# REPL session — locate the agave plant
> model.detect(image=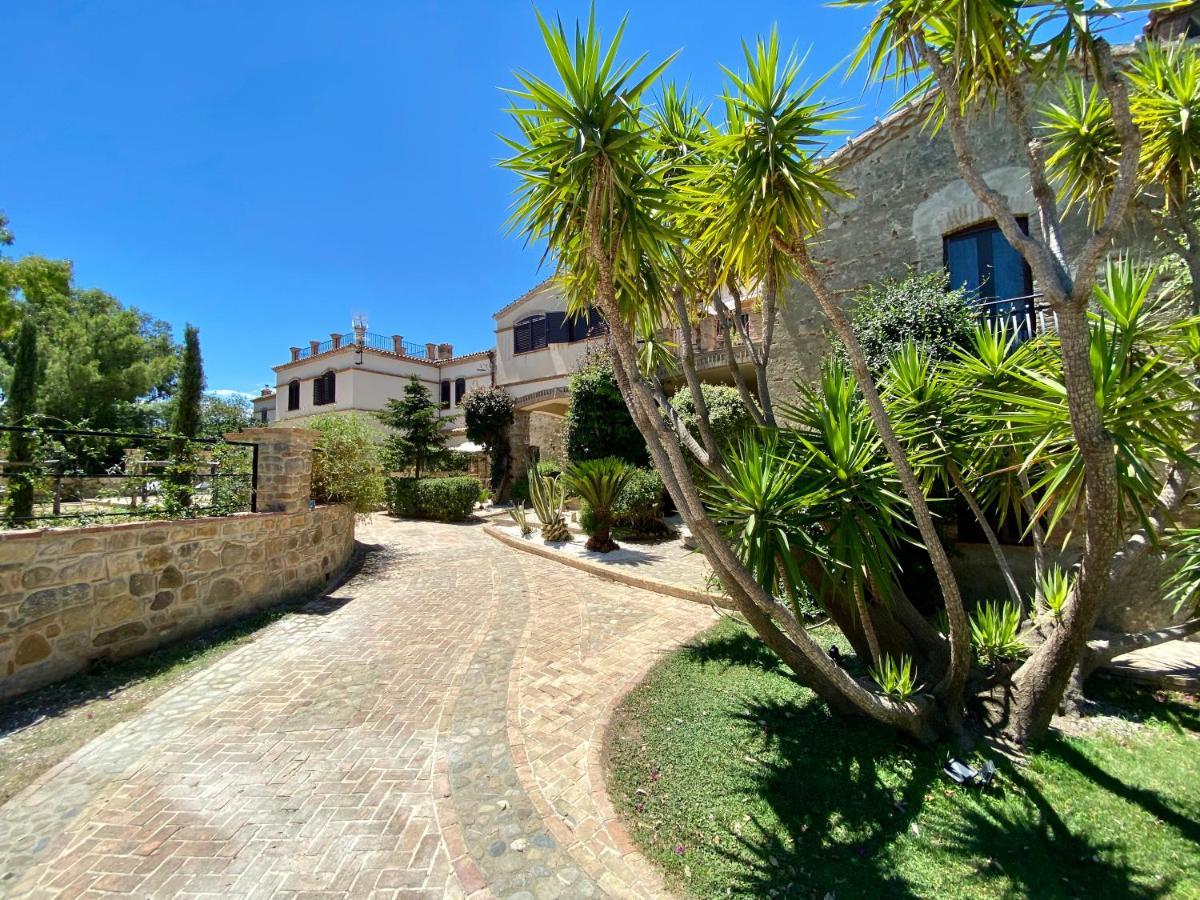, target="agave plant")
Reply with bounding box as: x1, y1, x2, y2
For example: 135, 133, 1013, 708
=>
510, 501, 533, 537
969, 601, 1026, 669
562, 457, 634, 552
1038, 565, 1072, 622
871, 653, 921, 701
528, 467, 570, 542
